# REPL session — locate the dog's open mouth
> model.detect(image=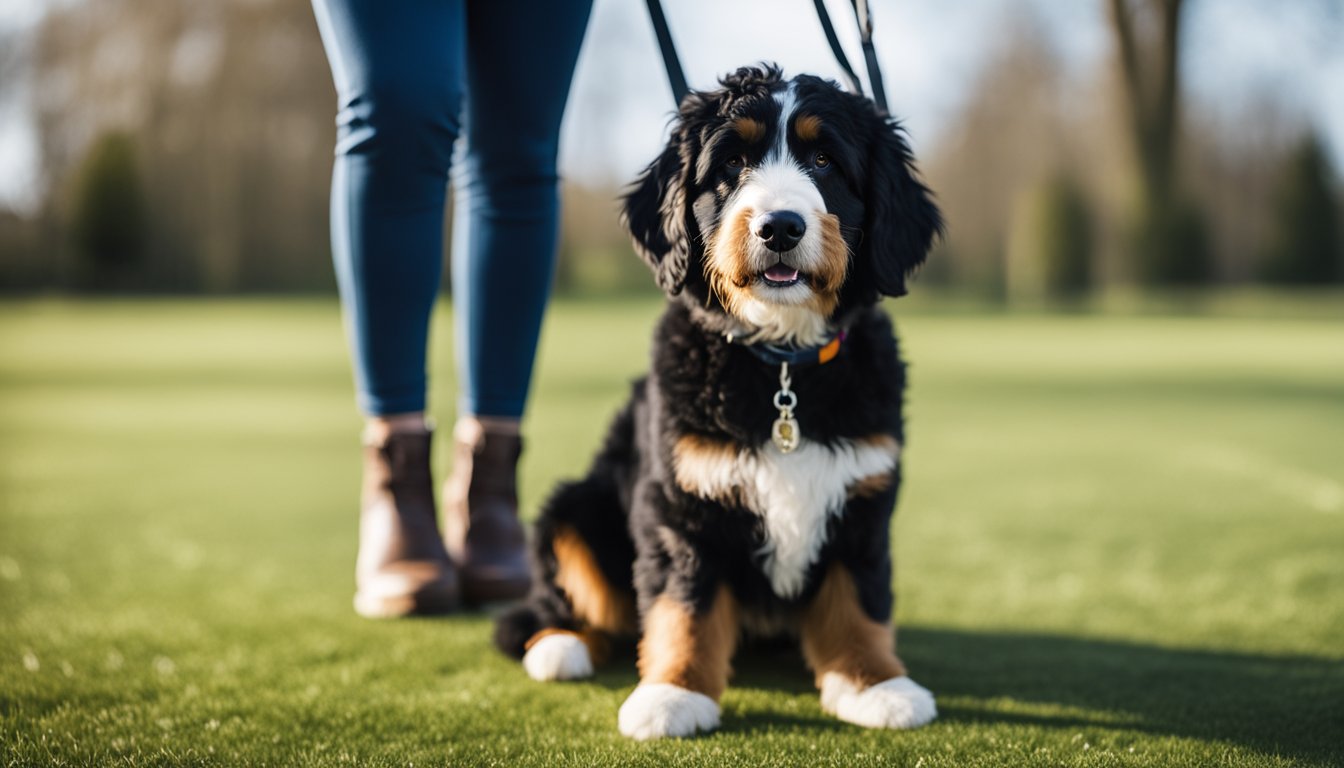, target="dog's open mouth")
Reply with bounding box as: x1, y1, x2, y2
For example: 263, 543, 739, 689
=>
760, 263, 803, 288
